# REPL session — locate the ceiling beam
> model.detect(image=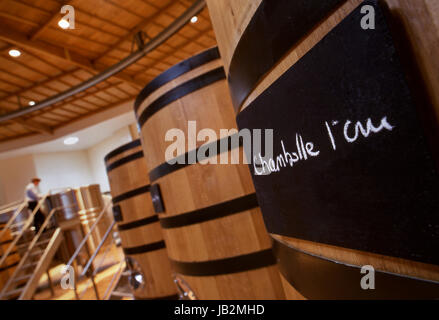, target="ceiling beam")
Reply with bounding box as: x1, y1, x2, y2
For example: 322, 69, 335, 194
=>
0, 26, 92, 69
0, 26, 144, 88
94, 0, 176, 62
30, 1, 73, 41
